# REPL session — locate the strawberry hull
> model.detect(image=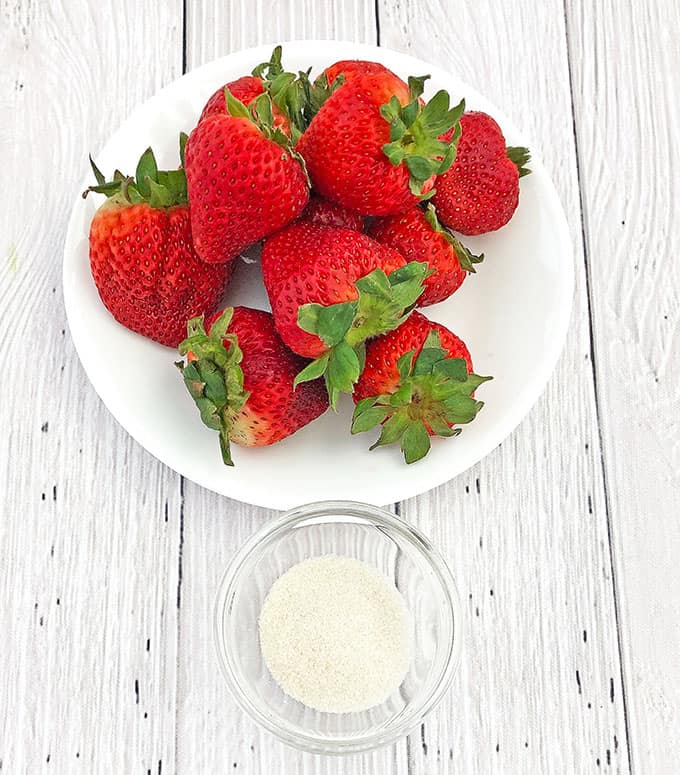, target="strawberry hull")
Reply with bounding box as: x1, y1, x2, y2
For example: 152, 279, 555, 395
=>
177, 307, 329, 465
351, 312, 490, 463
353, 312, 473, 404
